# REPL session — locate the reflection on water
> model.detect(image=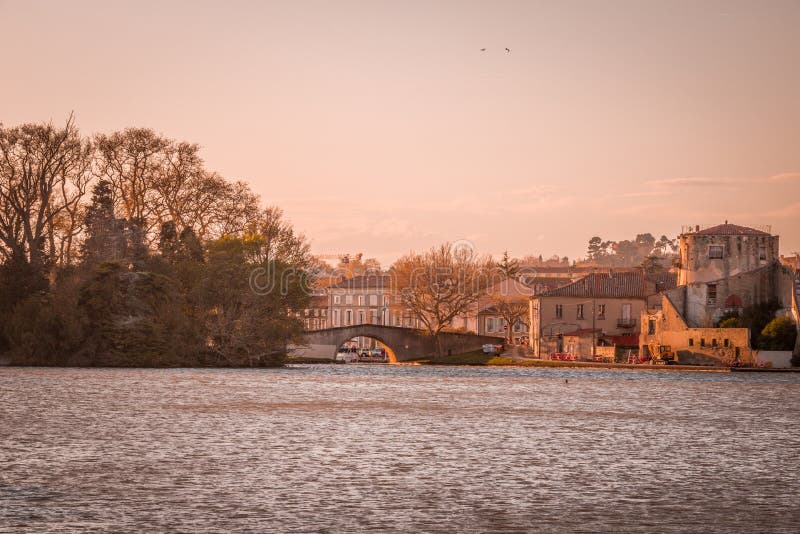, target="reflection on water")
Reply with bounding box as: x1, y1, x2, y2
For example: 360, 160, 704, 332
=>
2, 365, 799, 532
